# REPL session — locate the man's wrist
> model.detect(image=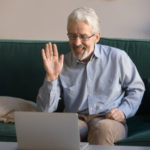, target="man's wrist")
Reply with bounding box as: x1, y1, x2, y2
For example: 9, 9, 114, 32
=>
46, 74, 58, 81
